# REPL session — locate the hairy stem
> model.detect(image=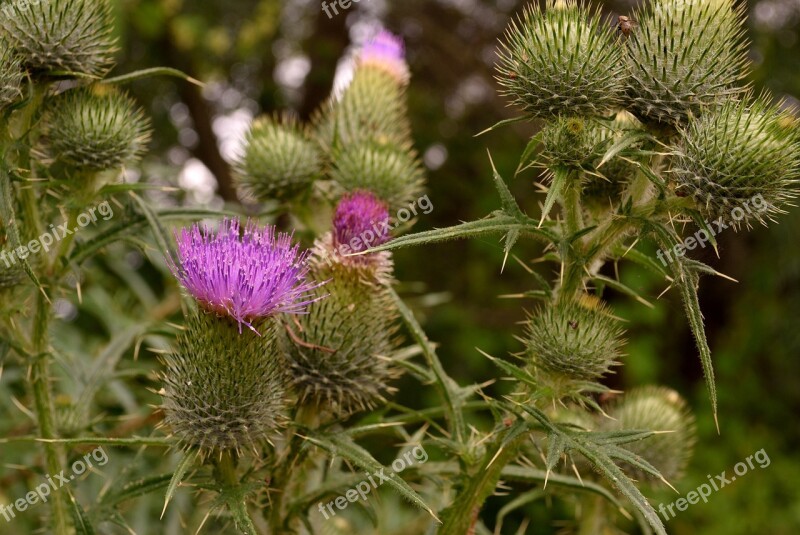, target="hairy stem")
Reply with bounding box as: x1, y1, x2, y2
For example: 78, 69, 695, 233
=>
217, 451, 259, 535
30, 292, 71, 535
